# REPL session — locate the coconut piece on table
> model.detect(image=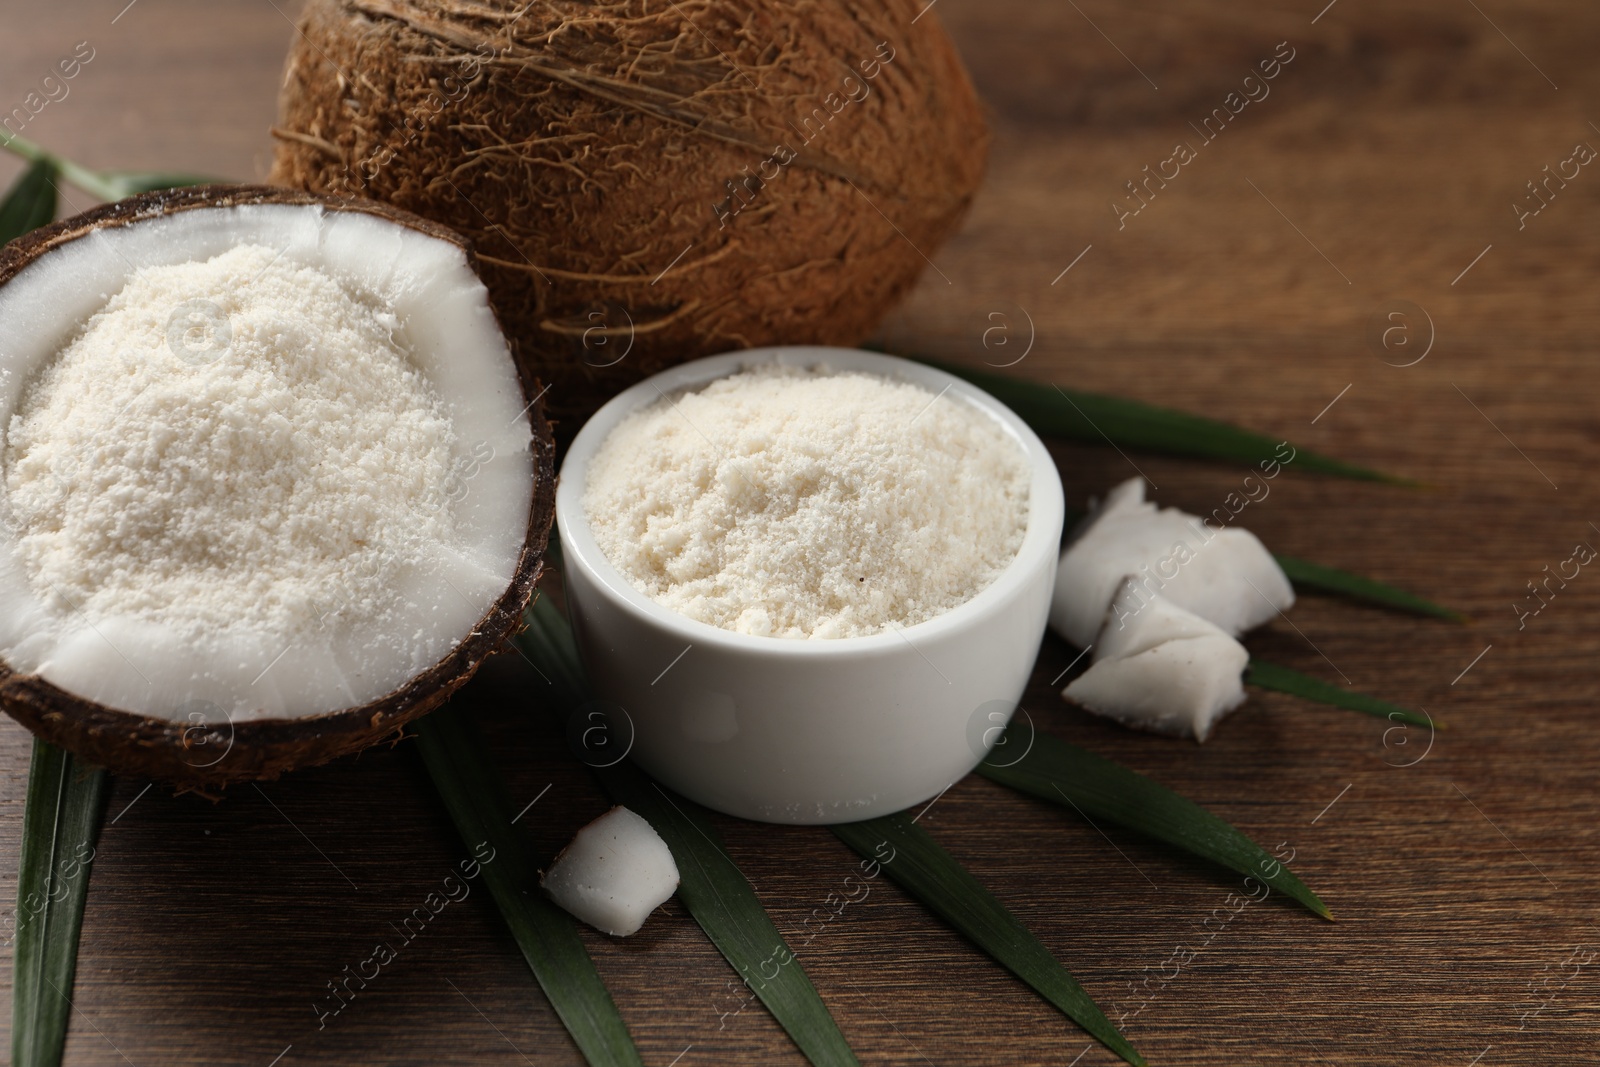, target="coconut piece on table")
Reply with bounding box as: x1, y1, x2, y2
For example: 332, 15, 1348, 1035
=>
1094, 579, 1231, 661
1049, 477, 1294, 648
542, 806, 680, 937
1063, 577, 1249, 742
